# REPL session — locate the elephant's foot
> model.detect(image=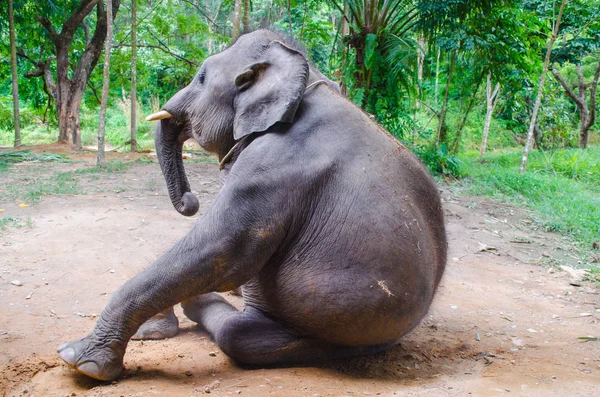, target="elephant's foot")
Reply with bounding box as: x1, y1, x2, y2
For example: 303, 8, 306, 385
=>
57, 335, 125, 381
131, 307, 179, 340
